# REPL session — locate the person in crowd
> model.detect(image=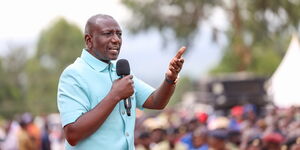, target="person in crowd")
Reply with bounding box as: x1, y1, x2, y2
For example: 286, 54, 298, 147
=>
18, 118, 35, 150
189, 127, 208, 150
227, 129, 241, 150
22, 113, 40, 150
261, 132, 283, 150
150, 128, 187, 150
180, 119, 200, 148
207, 129, 230, 150
1, 120, 19, 150
167, 128, 188, 150
136, 132, 151, 150
40, 122, 51, 150
151, 128, 168, 150
245, 137, 262, 150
